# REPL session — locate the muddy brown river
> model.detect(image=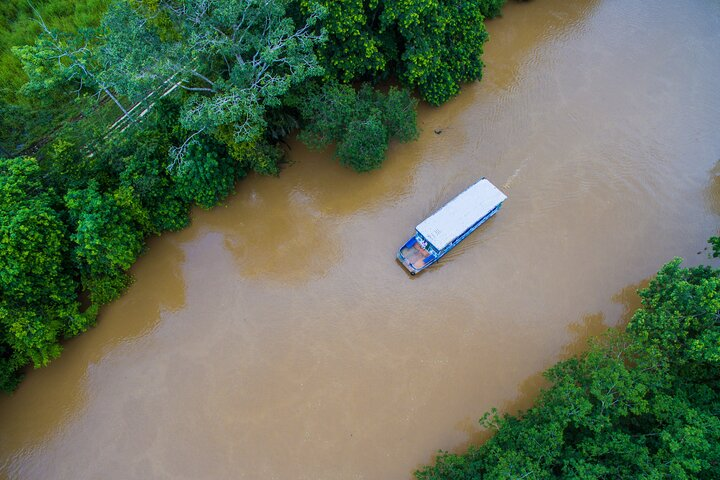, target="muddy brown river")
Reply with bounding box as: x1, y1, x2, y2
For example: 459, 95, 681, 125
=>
2, 0, 720, 478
